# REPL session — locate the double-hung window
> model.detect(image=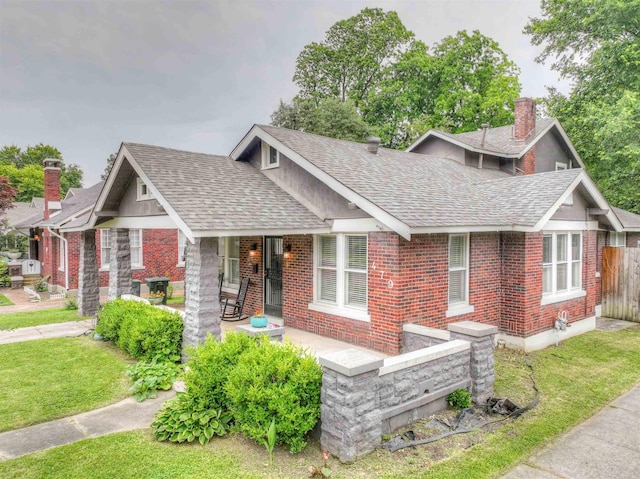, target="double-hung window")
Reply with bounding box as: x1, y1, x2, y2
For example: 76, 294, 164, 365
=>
542, 232, 582, 299
99, 229, 143, 269
218, 237, 240, 287
58, 236, 65, 271
178, 230, 187, 265
100, 229, 111, 268
447, 234, 473, 316
311, 234, 368, 321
